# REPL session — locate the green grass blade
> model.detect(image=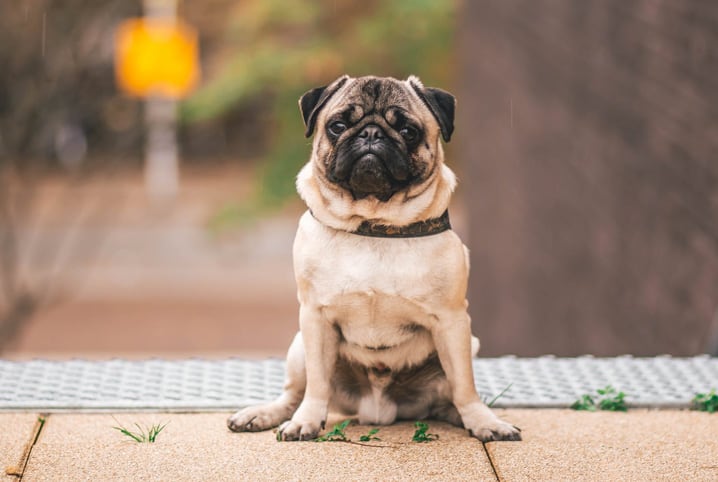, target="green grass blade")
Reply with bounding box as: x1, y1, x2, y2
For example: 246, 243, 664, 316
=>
488, 383, 513, 408
112, 418, 169, 443
113, 426, 144, 443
